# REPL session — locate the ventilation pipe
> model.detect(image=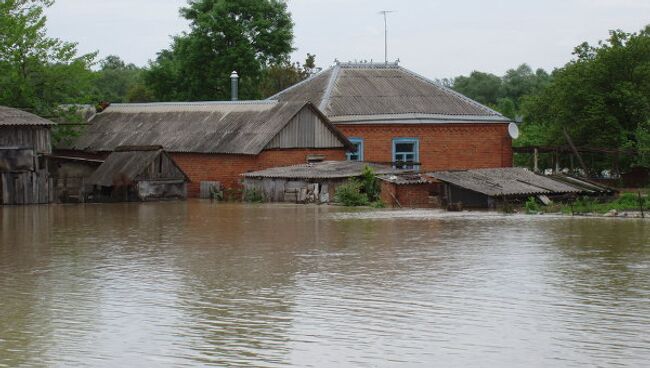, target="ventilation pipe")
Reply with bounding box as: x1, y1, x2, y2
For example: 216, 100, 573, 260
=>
230, 71, 239, 101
